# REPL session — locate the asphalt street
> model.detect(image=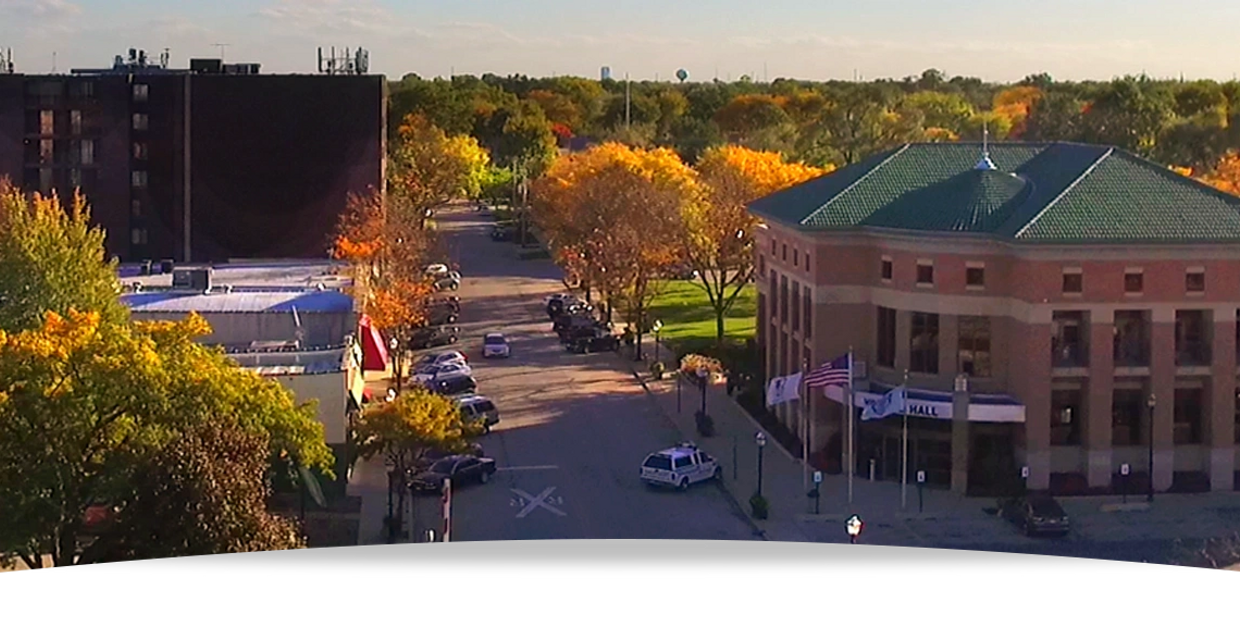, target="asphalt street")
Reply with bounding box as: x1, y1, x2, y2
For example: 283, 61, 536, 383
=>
412, 205, 759, 542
